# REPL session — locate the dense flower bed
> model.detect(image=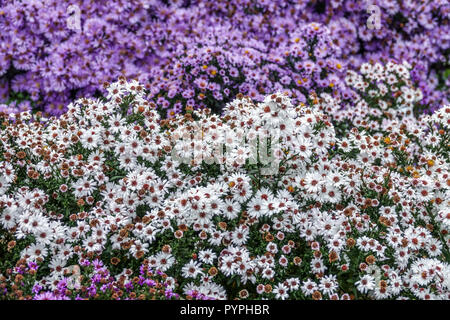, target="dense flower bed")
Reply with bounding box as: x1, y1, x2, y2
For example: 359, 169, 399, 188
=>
1, 70, 449, 299
0, 1, 448, 117
0, 0, 448, 301
148, 22, 346, 117
1, 259, 190, 300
